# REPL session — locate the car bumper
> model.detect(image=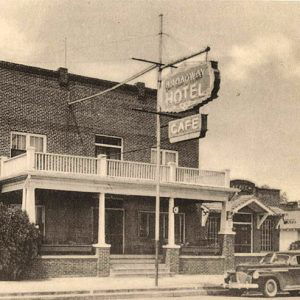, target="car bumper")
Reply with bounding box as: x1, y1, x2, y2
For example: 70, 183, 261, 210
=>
222, 282, 259, 289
